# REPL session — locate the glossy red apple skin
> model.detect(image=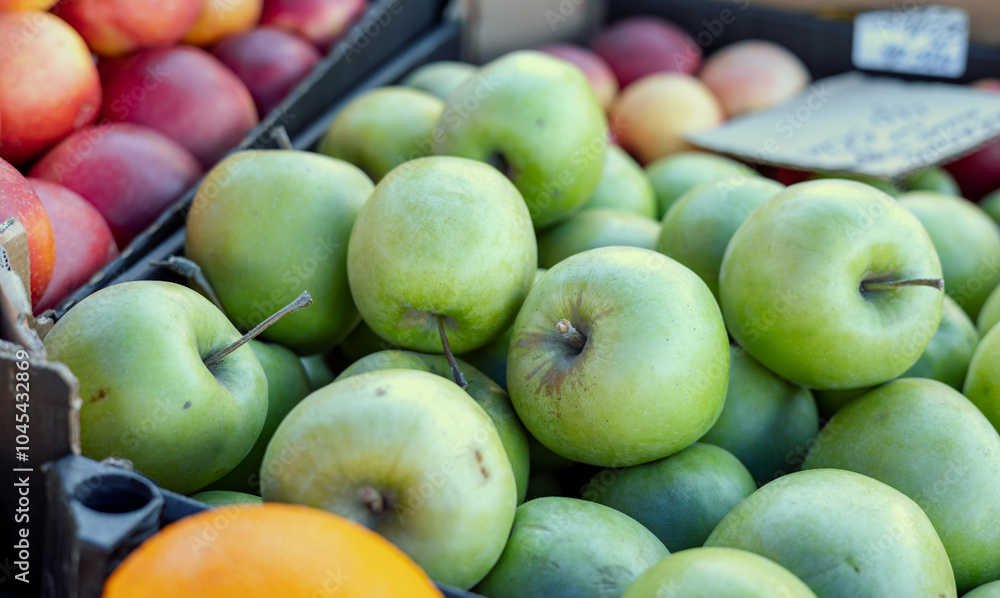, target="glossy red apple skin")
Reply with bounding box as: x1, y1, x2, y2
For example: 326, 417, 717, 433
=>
0, 11, 101, 166
538, 44, 619, 110
592, 17, 702, 88
100, 46, 258, 168
52, 0, 204, 57
943, 138, 1000, 201
29, 123, 202, 247
260, 0, 365, 52
29, 179, 118, 313
0, 159, 55, 307
212, 26, 321, 116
